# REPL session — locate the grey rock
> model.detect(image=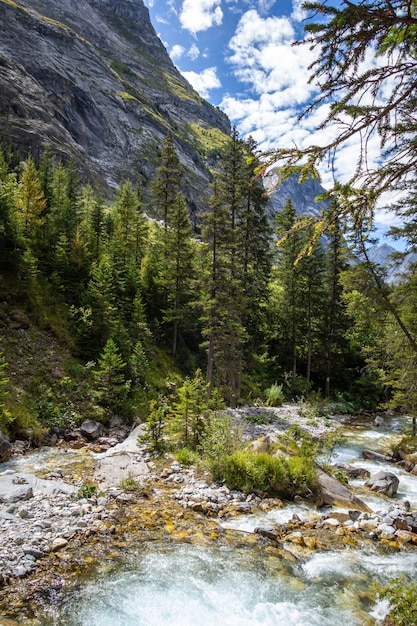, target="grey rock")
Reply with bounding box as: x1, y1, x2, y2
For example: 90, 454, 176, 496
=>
80, 420, 106, 441
316, 466, 372, 512
2, 486, 33, 504
374, 415, 386, 427
12, 565, 31, 578
22, 545, 44, 559
0, 434, 12, 463
365, 471, 399, 497
362, 449, 387, 462
0, 0, 230, 204
254, 527, 279, 541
